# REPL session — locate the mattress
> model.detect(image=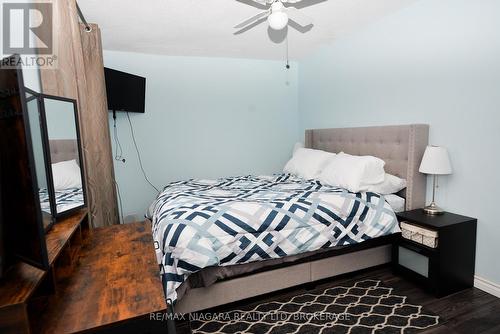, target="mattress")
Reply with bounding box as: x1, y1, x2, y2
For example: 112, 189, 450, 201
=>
150, 174, 400, 302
